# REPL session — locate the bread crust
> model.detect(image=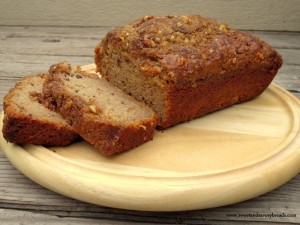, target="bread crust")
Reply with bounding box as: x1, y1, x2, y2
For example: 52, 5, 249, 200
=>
95, 15, 283, 128
2, 74, 78, 146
